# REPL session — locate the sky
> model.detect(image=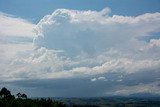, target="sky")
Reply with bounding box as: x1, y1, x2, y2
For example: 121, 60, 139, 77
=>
0, 0, 160, 97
